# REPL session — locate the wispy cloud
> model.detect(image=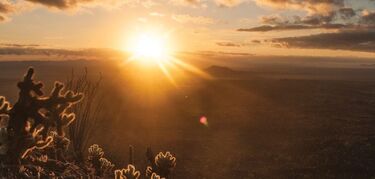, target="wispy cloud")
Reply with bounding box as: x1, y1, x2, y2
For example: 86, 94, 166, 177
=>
0, 1, 14, 14
216, 41, 242, 47
0, 0, 16, 22
215, 0, 246, 7
23, 0, 128, 10
0, 44, 126, 59
238, 11, 353, 32
0, 43, 40, 48
169, 0, 205, 7
172, 14, 216, 25
215, 41, 258, 47
254, 0, 345, 15
149, 12, 165, 17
